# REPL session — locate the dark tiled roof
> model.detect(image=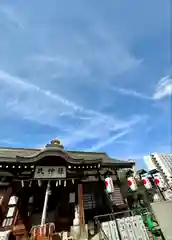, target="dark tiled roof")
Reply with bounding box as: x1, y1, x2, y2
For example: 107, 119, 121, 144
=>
0, 147, 134, 167
0, 147, 39, 158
